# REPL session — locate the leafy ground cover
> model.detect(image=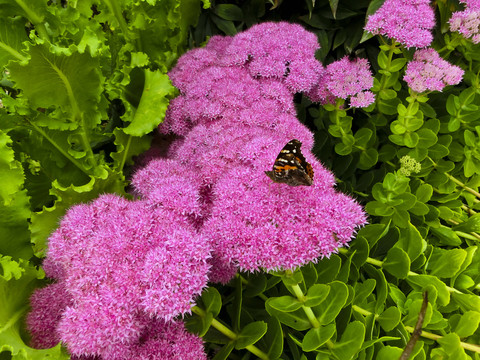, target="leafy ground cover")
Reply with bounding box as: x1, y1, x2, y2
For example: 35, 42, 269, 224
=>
1, 0, 480, 359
